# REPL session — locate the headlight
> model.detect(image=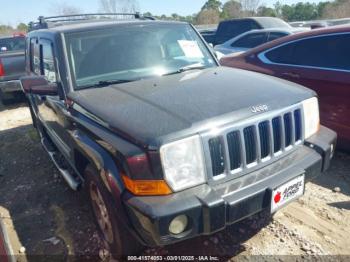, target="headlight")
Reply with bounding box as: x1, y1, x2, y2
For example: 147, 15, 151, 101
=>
160, 135, 206, 192
302, 97, 320, 139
